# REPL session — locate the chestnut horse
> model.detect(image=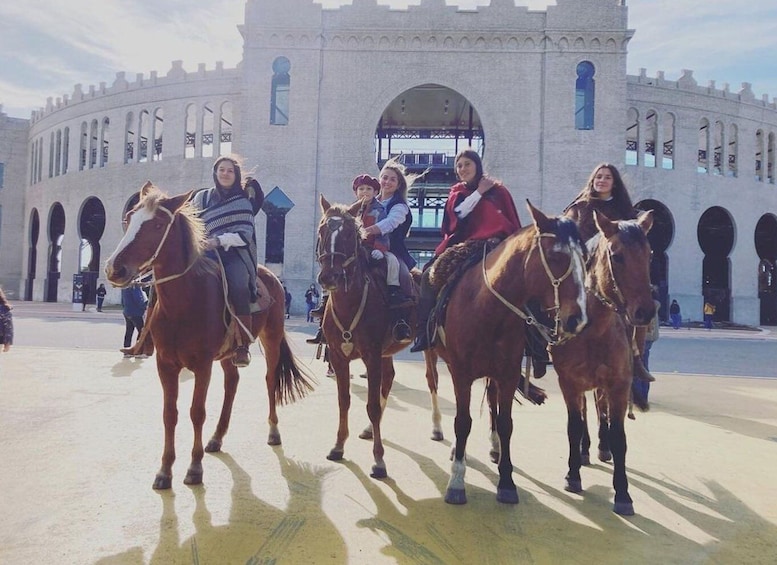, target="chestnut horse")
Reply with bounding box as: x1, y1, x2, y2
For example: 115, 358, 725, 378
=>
549, 210, 654, 516
105, 182, 314, 489
316, 196, 442, 479
433, 202, 589, 505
